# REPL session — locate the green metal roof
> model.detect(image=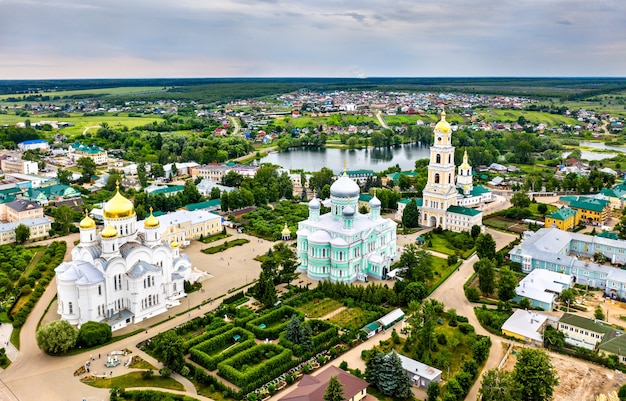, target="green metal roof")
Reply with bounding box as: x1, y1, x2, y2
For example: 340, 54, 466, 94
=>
398, 197, 423, 206
447, 205, 482, 216
471, 185, 491, 196
547, 207, 577, 221
186, 199, 221, 211
151, 185, 184, 195
597, 231, 619, 240
569, 198, 609, 213
346, 169, 375, 176
598, 332, 626, 355
559, 313, 613, 334
359, 194, 373, 202
388, 171, 419, 181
